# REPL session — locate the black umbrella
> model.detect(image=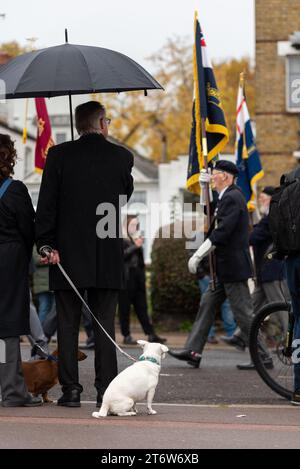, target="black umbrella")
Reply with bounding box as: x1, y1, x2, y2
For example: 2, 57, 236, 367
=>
0, 30, 163, 138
